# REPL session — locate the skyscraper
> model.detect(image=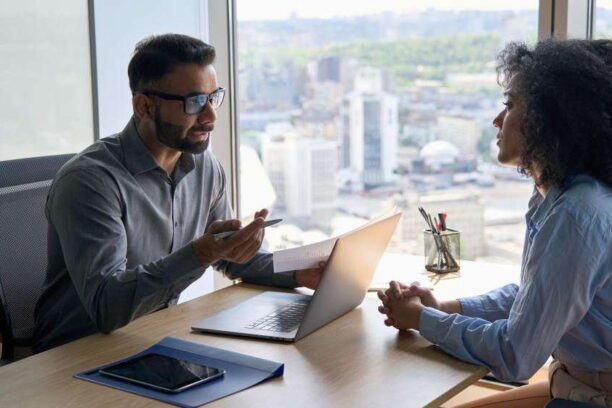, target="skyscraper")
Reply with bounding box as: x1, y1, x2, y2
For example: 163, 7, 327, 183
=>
340, 67, 398, 189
